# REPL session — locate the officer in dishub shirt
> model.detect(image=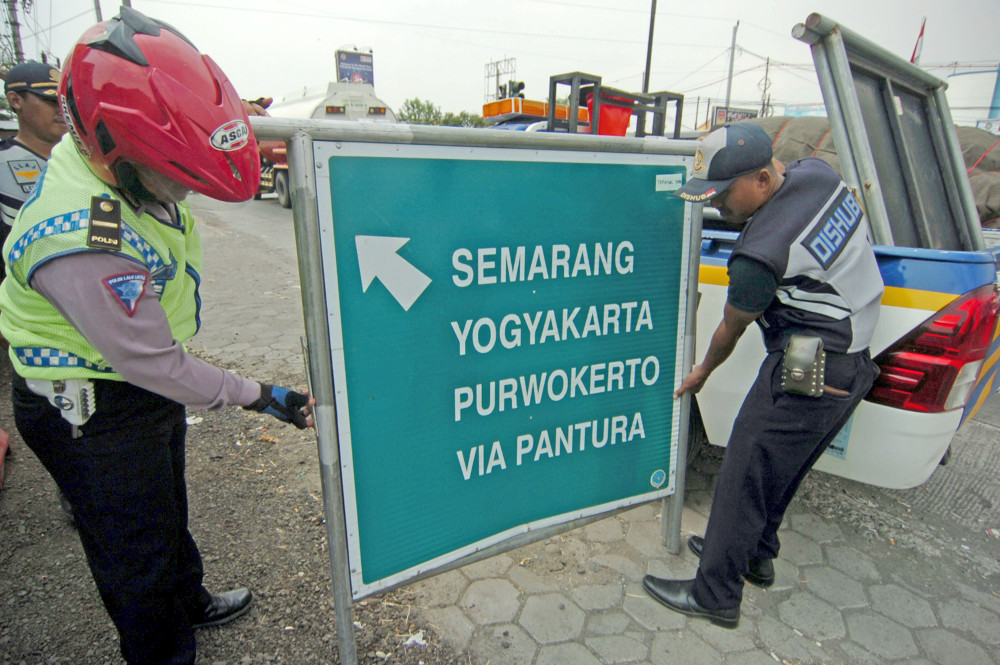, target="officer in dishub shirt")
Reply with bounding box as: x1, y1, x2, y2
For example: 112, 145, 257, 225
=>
643, 123, 882, 628
0, 8, 313, 664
